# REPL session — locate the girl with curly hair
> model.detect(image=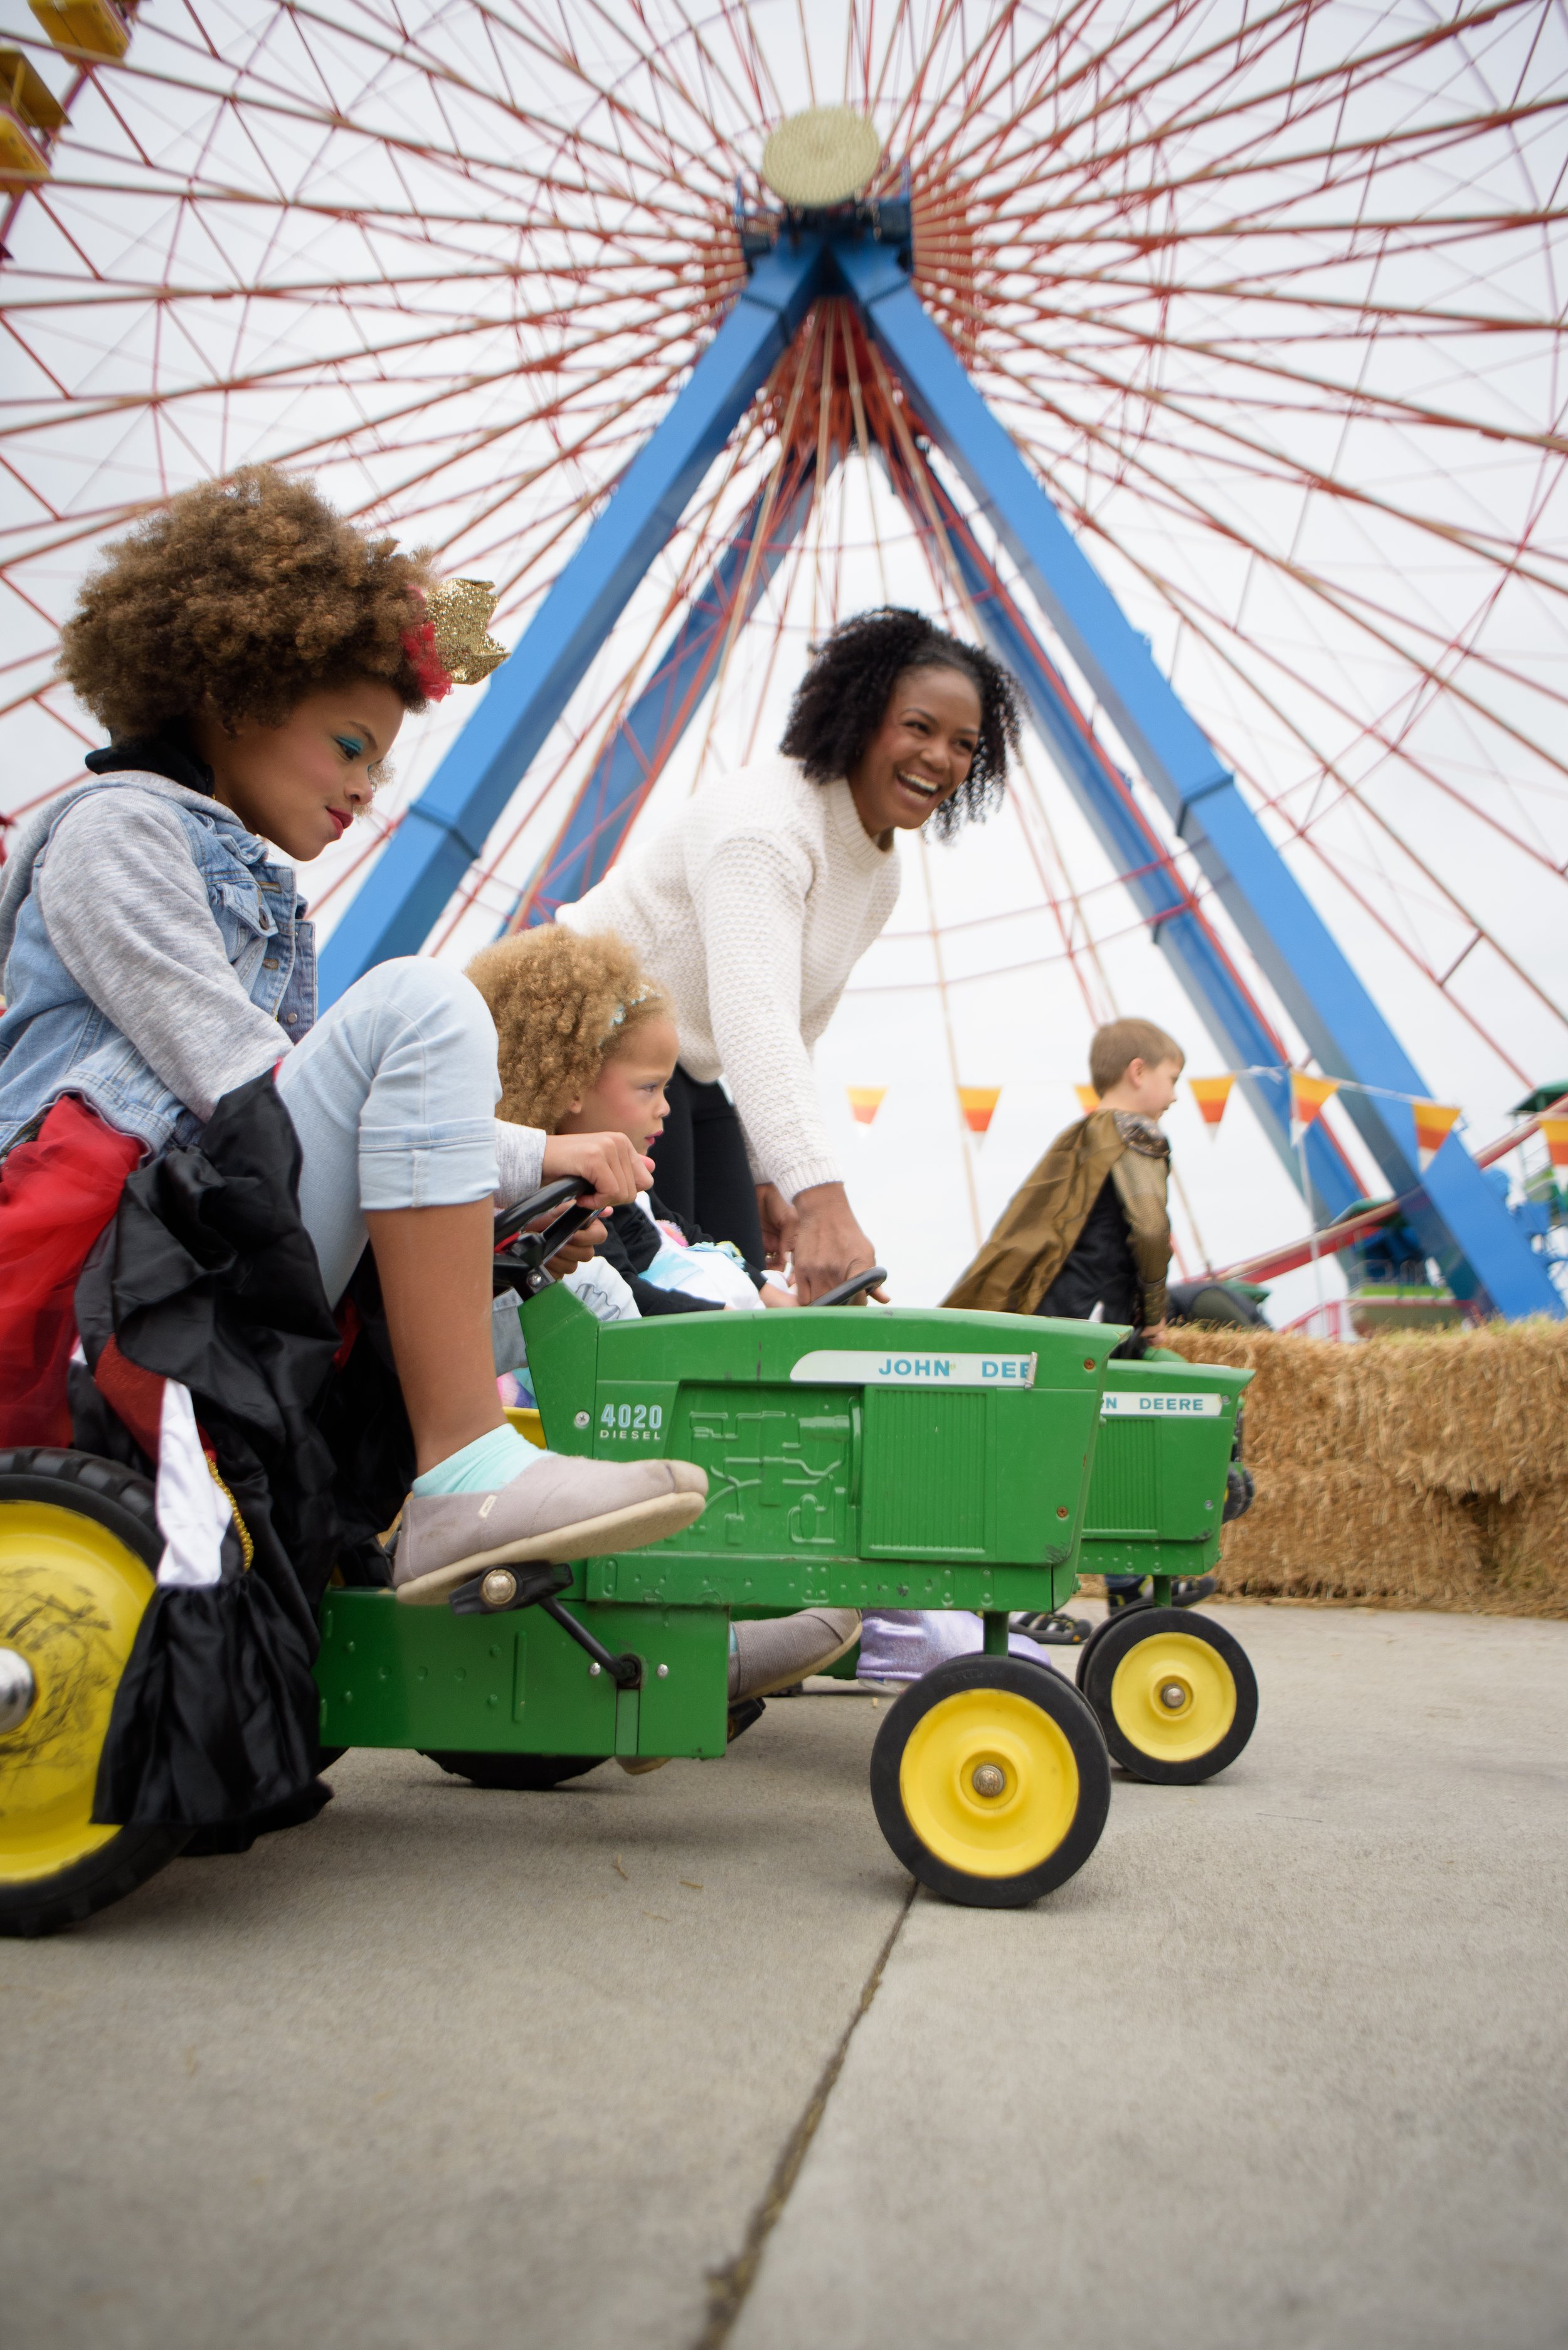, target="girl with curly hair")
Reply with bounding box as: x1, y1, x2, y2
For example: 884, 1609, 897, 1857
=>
0, 466, 706, 1610
558, 606, 1021, 1300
